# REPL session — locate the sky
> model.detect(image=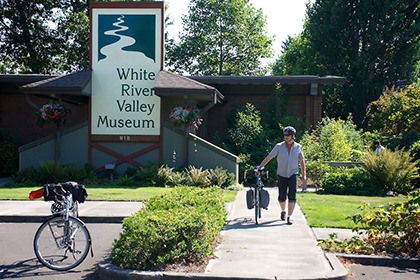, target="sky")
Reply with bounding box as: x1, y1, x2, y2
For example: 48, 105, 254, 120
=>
164, 0, 314, 67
